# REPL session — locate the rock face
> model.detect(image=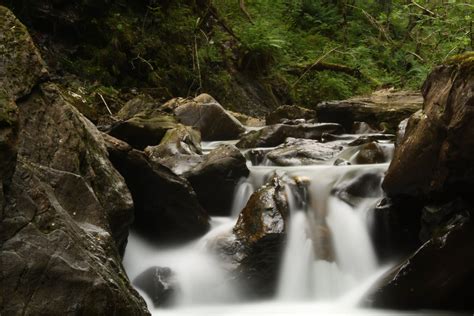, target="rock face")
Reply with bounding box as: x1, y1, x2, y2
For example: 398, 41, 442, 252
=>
104, 134, 210, 241
317, 89, 422, 132
265, 105, 316, 125
383, 56, 474, 200
368, 222, 474, 311
265, 138, 344, 166
0, 7, 148, 314
236, 122, 343, 148
184, 144, 249, 216
162, 94, 246, 141
133, 267, 178, 307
